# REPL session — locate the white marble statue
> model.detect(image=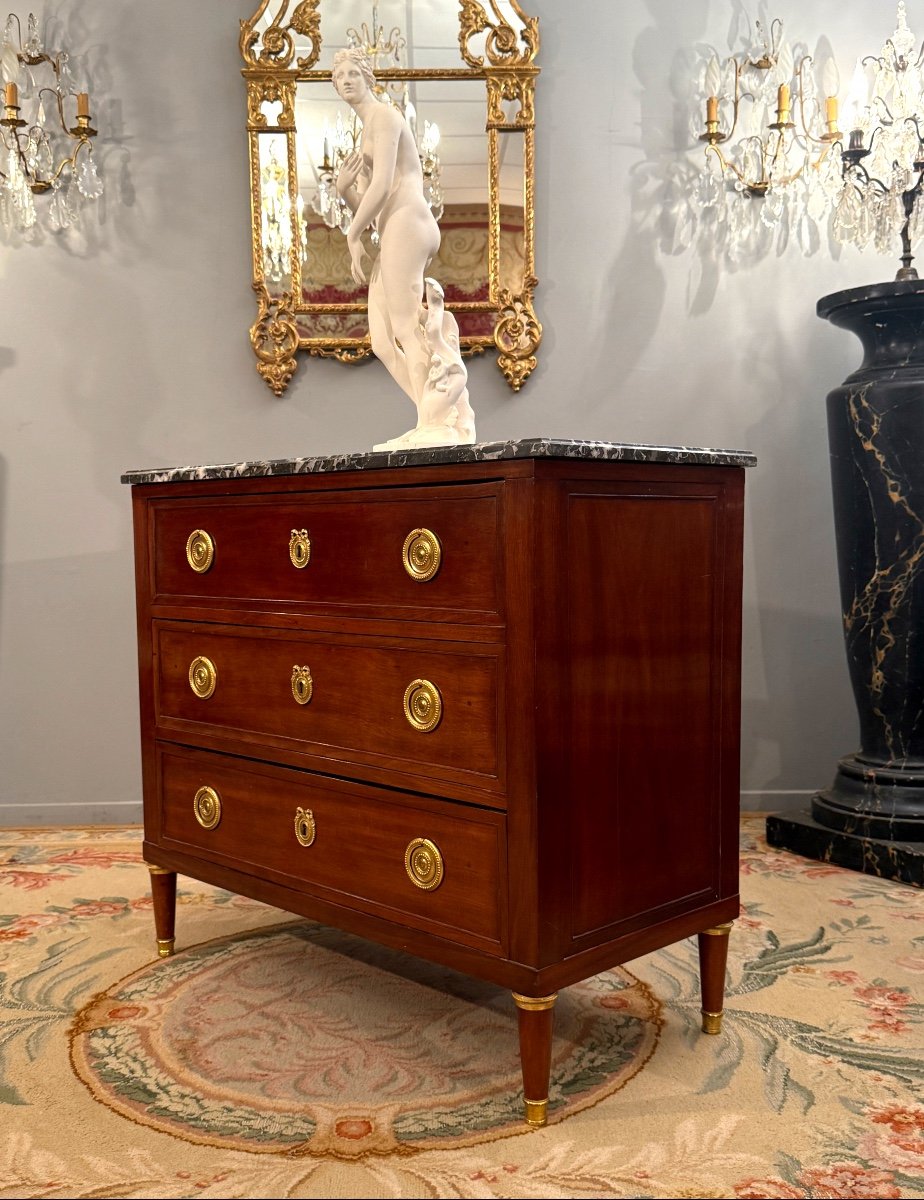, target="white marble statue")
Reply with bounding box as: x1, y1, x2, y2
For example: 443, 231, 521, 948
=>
332, 48, 474, 451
